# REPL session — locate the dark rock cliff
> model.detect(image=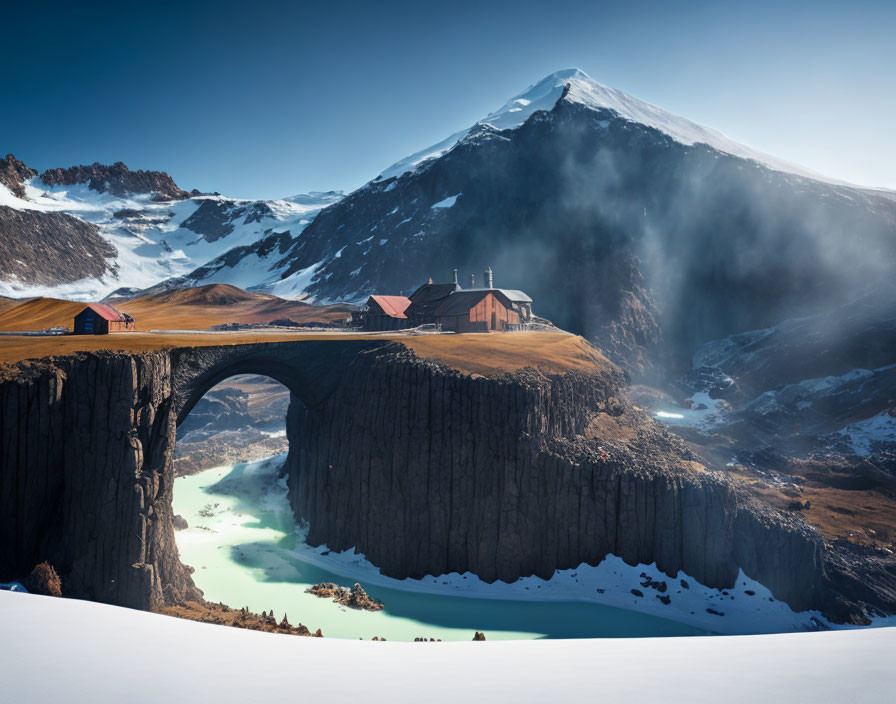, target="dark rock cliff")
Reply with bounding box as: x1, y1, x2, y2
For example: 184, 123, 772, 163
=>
1, 343, 893, 623
0, 206, 117, 286
180, 199, 274, 241
286, 346, 896, 622
39, 161, 192, 200
0, 154, 37, 199
0, 352, 198, 609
